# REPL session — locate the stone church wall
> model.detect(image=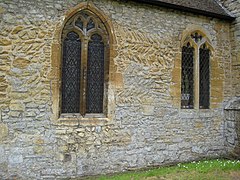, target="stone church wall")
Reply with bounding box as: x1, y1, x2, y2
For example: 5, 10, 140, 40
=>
0, 0, 236, 178
224, 98, 240, 153
219, 0, 240, 97
219, 0, 240, 154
